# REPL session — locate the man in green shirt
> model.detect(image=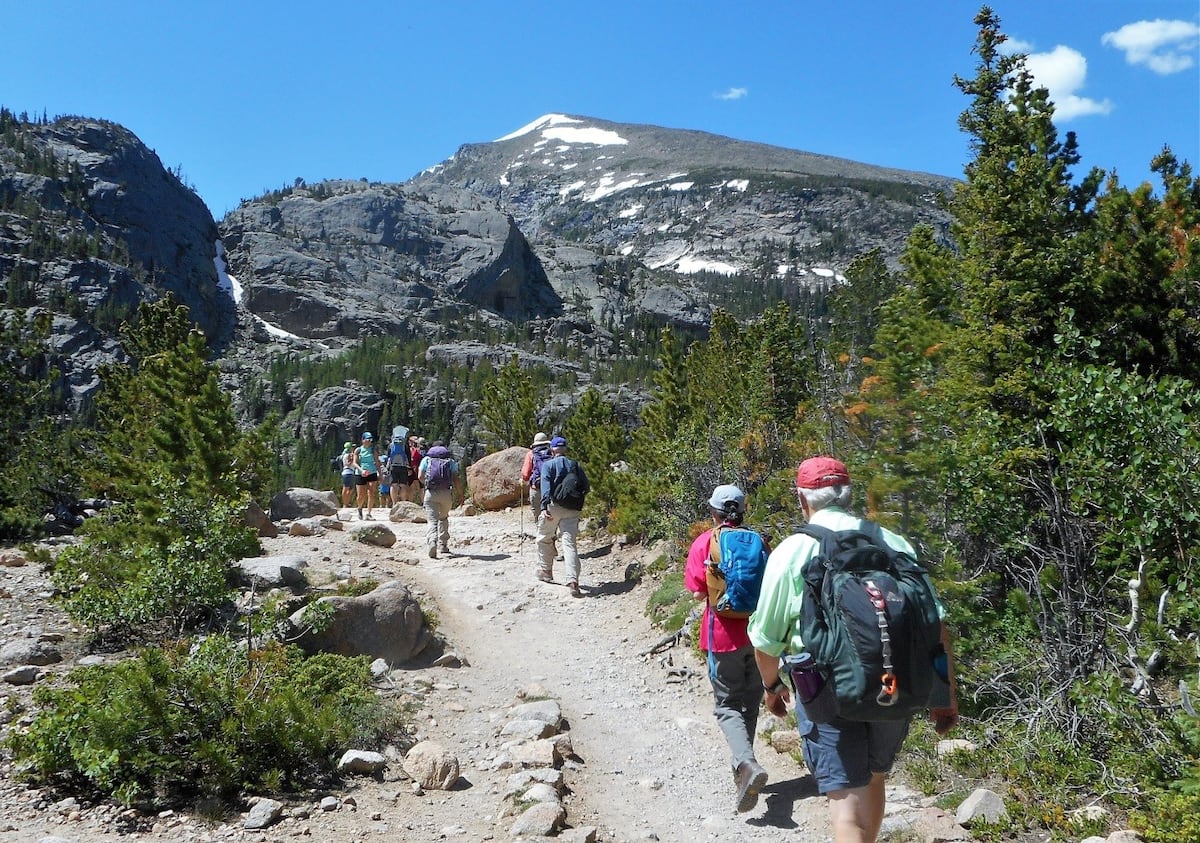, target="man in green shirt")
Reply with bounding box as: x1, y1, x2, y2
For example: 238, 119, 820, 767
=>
749, 456, 958, 843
